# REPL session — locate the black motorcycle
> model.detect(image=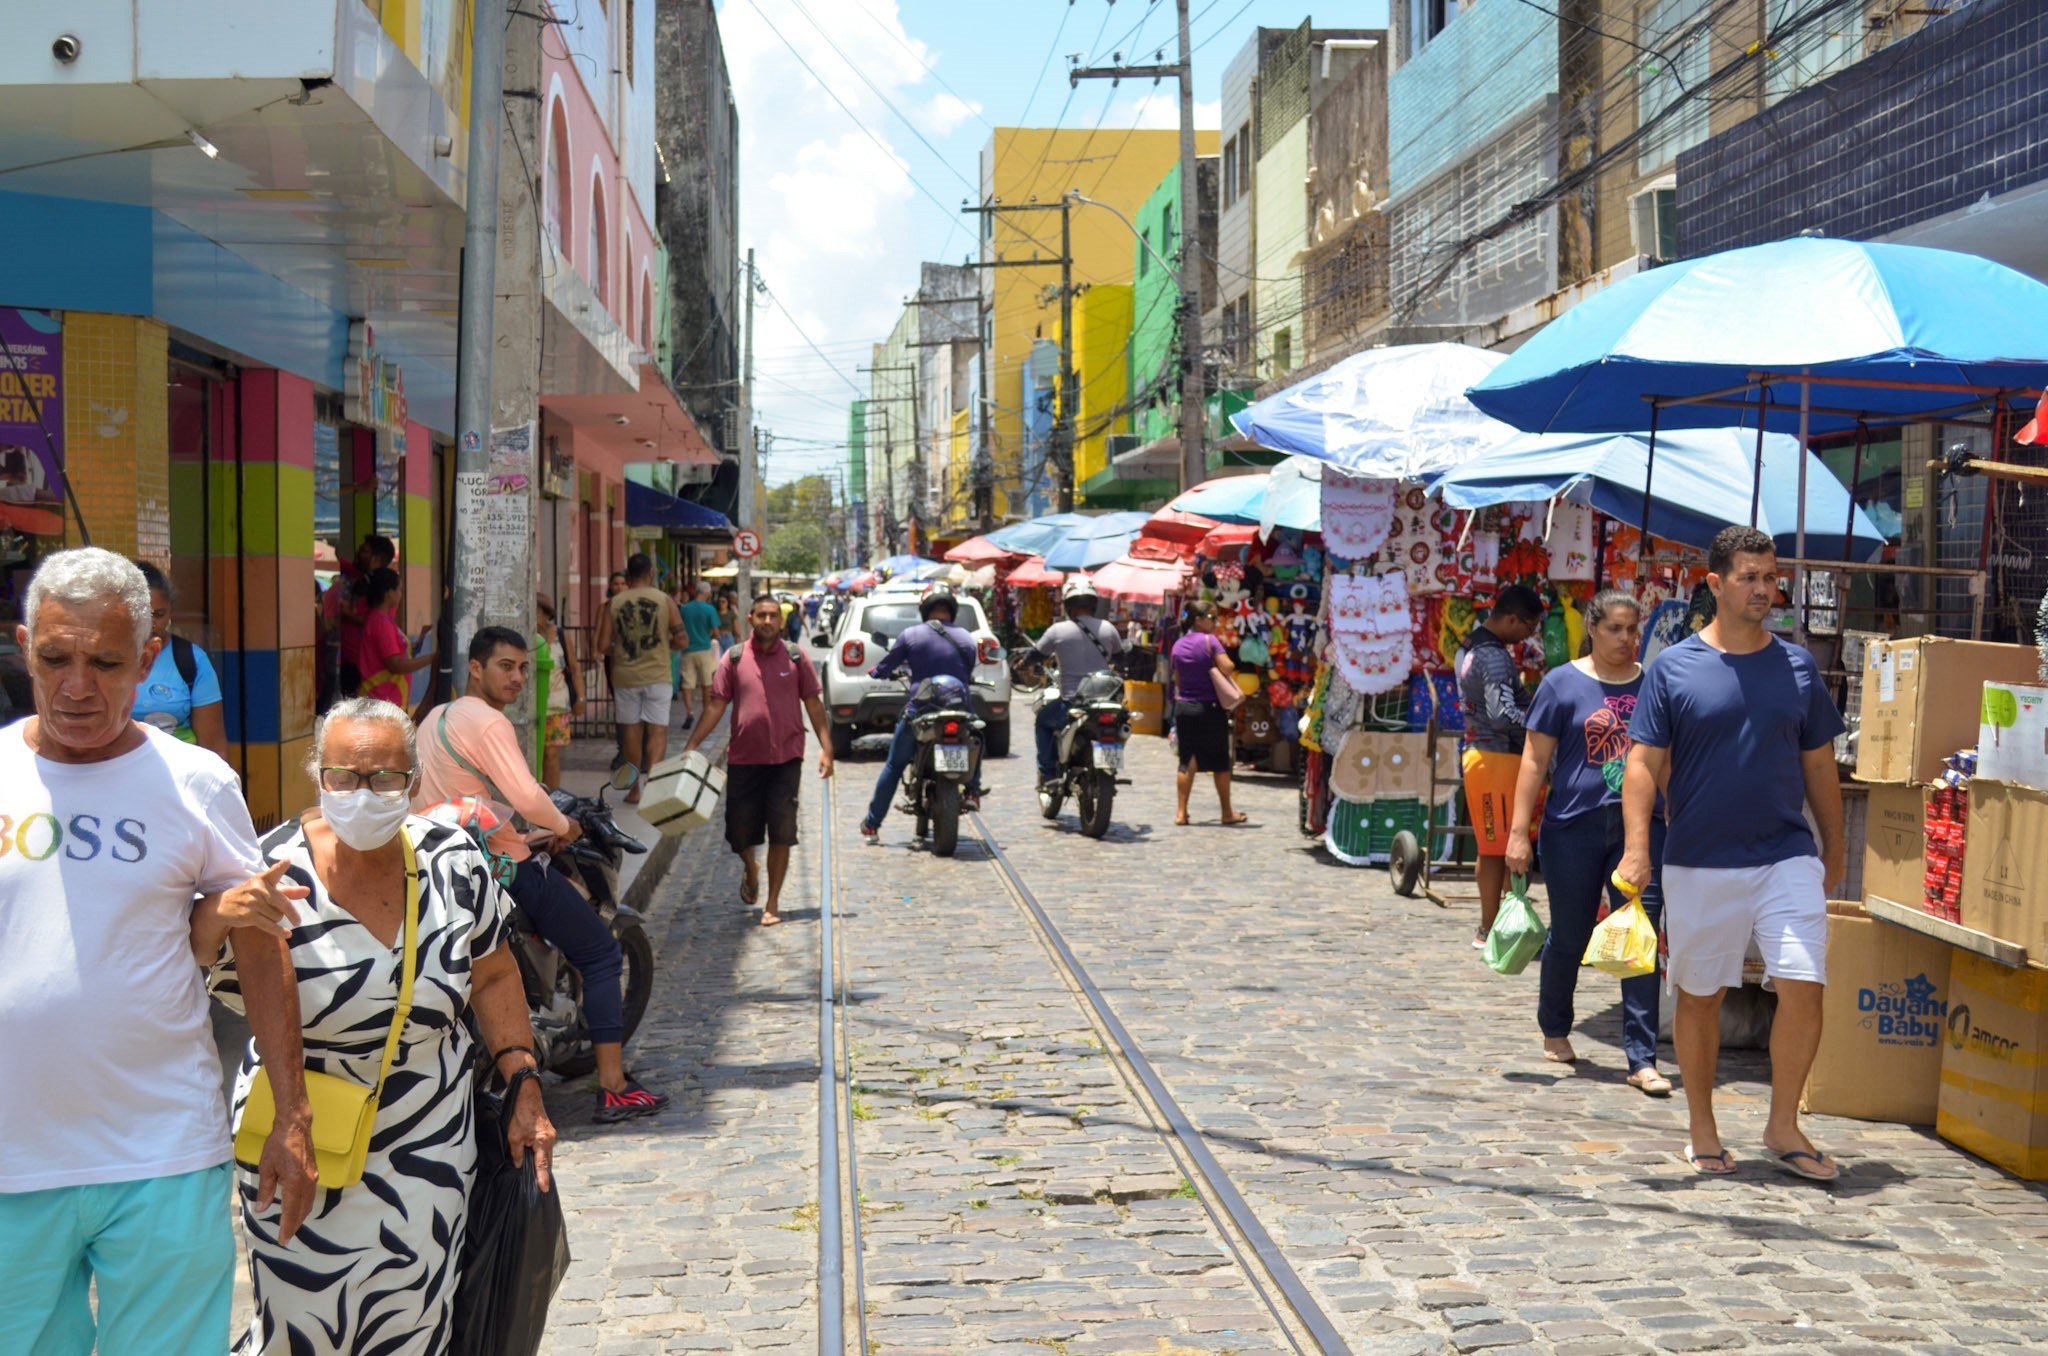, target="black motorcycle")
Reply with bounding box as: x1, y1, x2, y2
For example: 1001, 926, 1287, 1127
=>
901, 693, 984, 857
1037, 670, 1132, 839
